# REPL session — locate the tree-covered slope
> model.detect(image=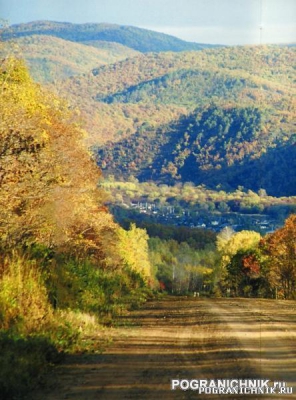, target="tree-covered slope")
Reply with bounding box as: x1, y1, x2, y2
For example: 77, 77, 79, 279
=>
100, 67, 292, 109
60, 46, 295, 101
2, 20, 217, 52
97, 105, 296, 196
0, 35, 139, 83
54, 45, 295, 147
